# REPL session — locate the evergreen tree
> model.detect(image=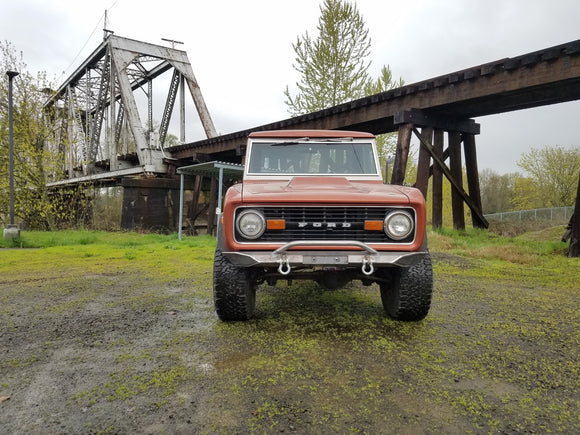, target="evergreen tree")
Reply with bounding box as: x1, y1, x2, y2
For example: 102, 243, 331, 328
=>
284, 0, 404, 178
284, 0, 372, 116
